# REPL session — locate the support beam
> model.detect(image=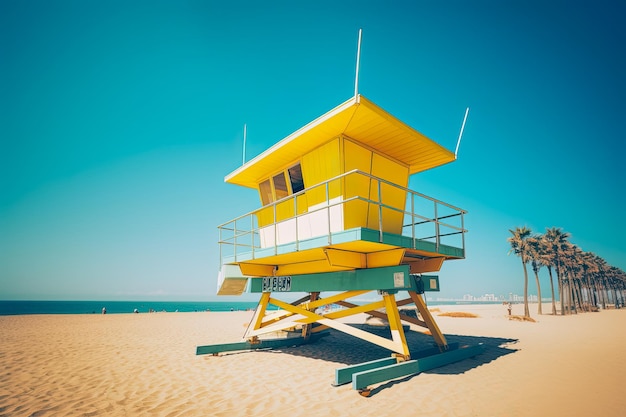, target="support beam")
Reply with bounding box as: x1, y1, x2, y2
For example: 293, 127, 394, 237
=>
243, 292, 271, 339
265, 296, 410, 354
235, 287, 448, 359
196, 332, 330, 355
352, 344, 485, 392
336, 299, 428, 328
409, 291, 448, 348
334, 357, 398, 386
301, 292, 319, 339
382, 292, 410, 358
325, 300, 385, 320
248, 265, 412, 293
